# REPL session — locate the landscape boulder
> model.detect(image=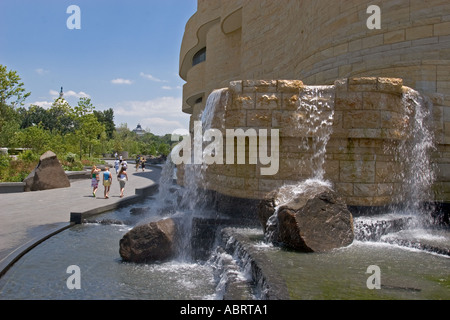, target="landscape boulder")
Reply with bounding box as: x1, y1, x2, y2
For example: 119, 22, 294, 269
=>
24, 151, 70, 192
259, 182, 354, 253
119, 217, 179, 263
